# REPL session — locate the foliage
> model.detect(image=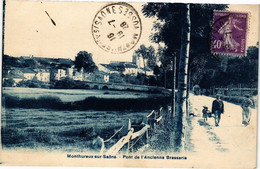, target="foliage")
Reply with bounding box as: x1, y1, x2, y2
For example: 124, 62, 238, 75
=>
133, 44, 157, 68
153, 65, 161, 77
3, 55, 21, 68
3, 78, 15, 87
54, 78, 77, 89
16, 79, 47, 88
109, 73, 123, 83
124, 74, 140, 85
142, 3, 228, 87
74, 51, 97, 73
199, 45, 259, 89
